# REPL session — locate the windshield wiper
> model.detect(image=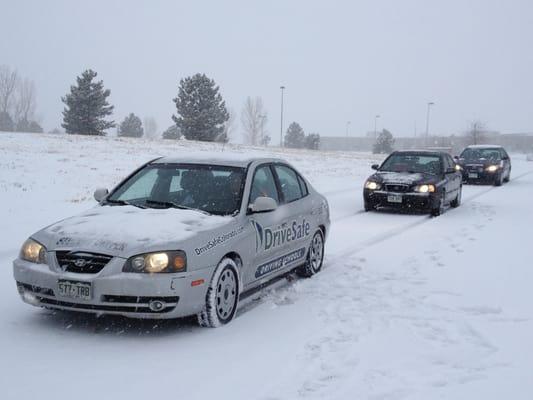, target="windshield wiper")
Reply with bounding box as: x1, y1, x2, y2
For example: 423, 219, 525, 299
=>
144, 200, 211, 215
105, 199, 146, 209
